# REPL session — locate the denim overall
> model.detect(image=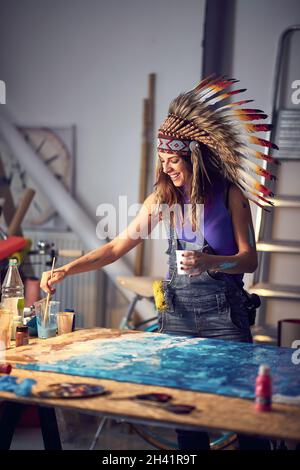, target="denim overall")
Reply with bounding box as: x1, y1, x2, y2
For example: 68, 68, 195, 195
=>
157, 223, 252, 343
156, 225, 271, 449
